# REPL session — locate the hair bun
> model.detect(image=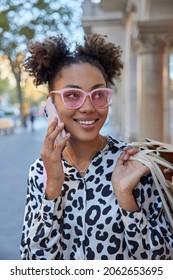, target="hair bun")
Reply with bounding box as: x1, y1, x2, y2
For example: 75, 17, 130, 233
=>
24, 35, 71, 86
